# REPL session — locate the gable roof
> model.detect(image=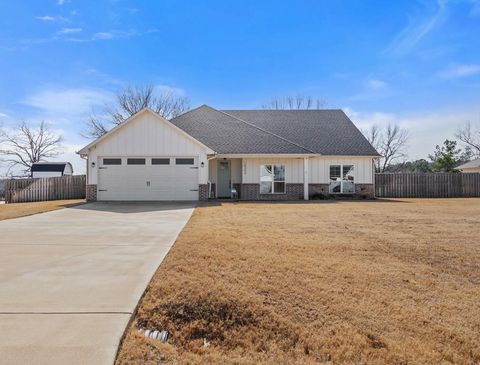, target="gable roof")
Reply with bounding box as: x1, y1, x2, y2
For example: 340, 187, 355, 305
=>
31, 162, 71, 172
170, 106, 379, 156
169, 105, 313, 154
458, 158, 480, 169
77, 108, 214, 155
